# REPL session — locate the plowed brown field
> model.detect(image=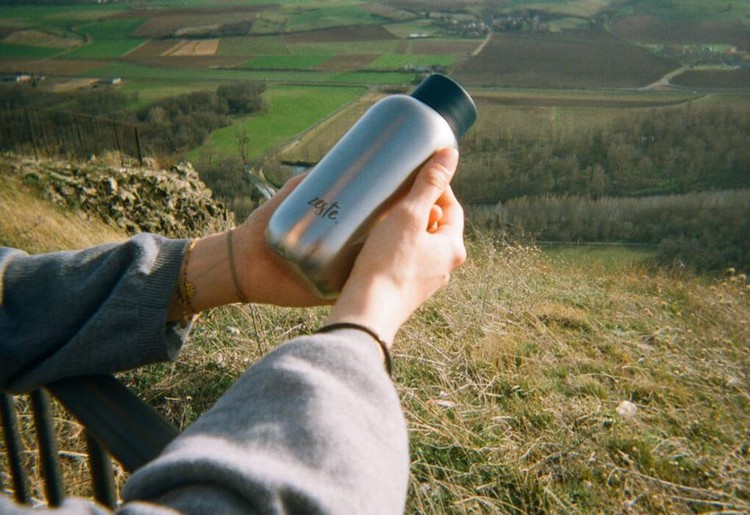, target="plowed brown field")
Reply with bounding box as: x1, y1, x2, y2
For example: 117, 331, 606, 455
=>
453, 30, 676, 88
285, 24, 396, 43
672, 69, 750, 89
612, 15, 750, 49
